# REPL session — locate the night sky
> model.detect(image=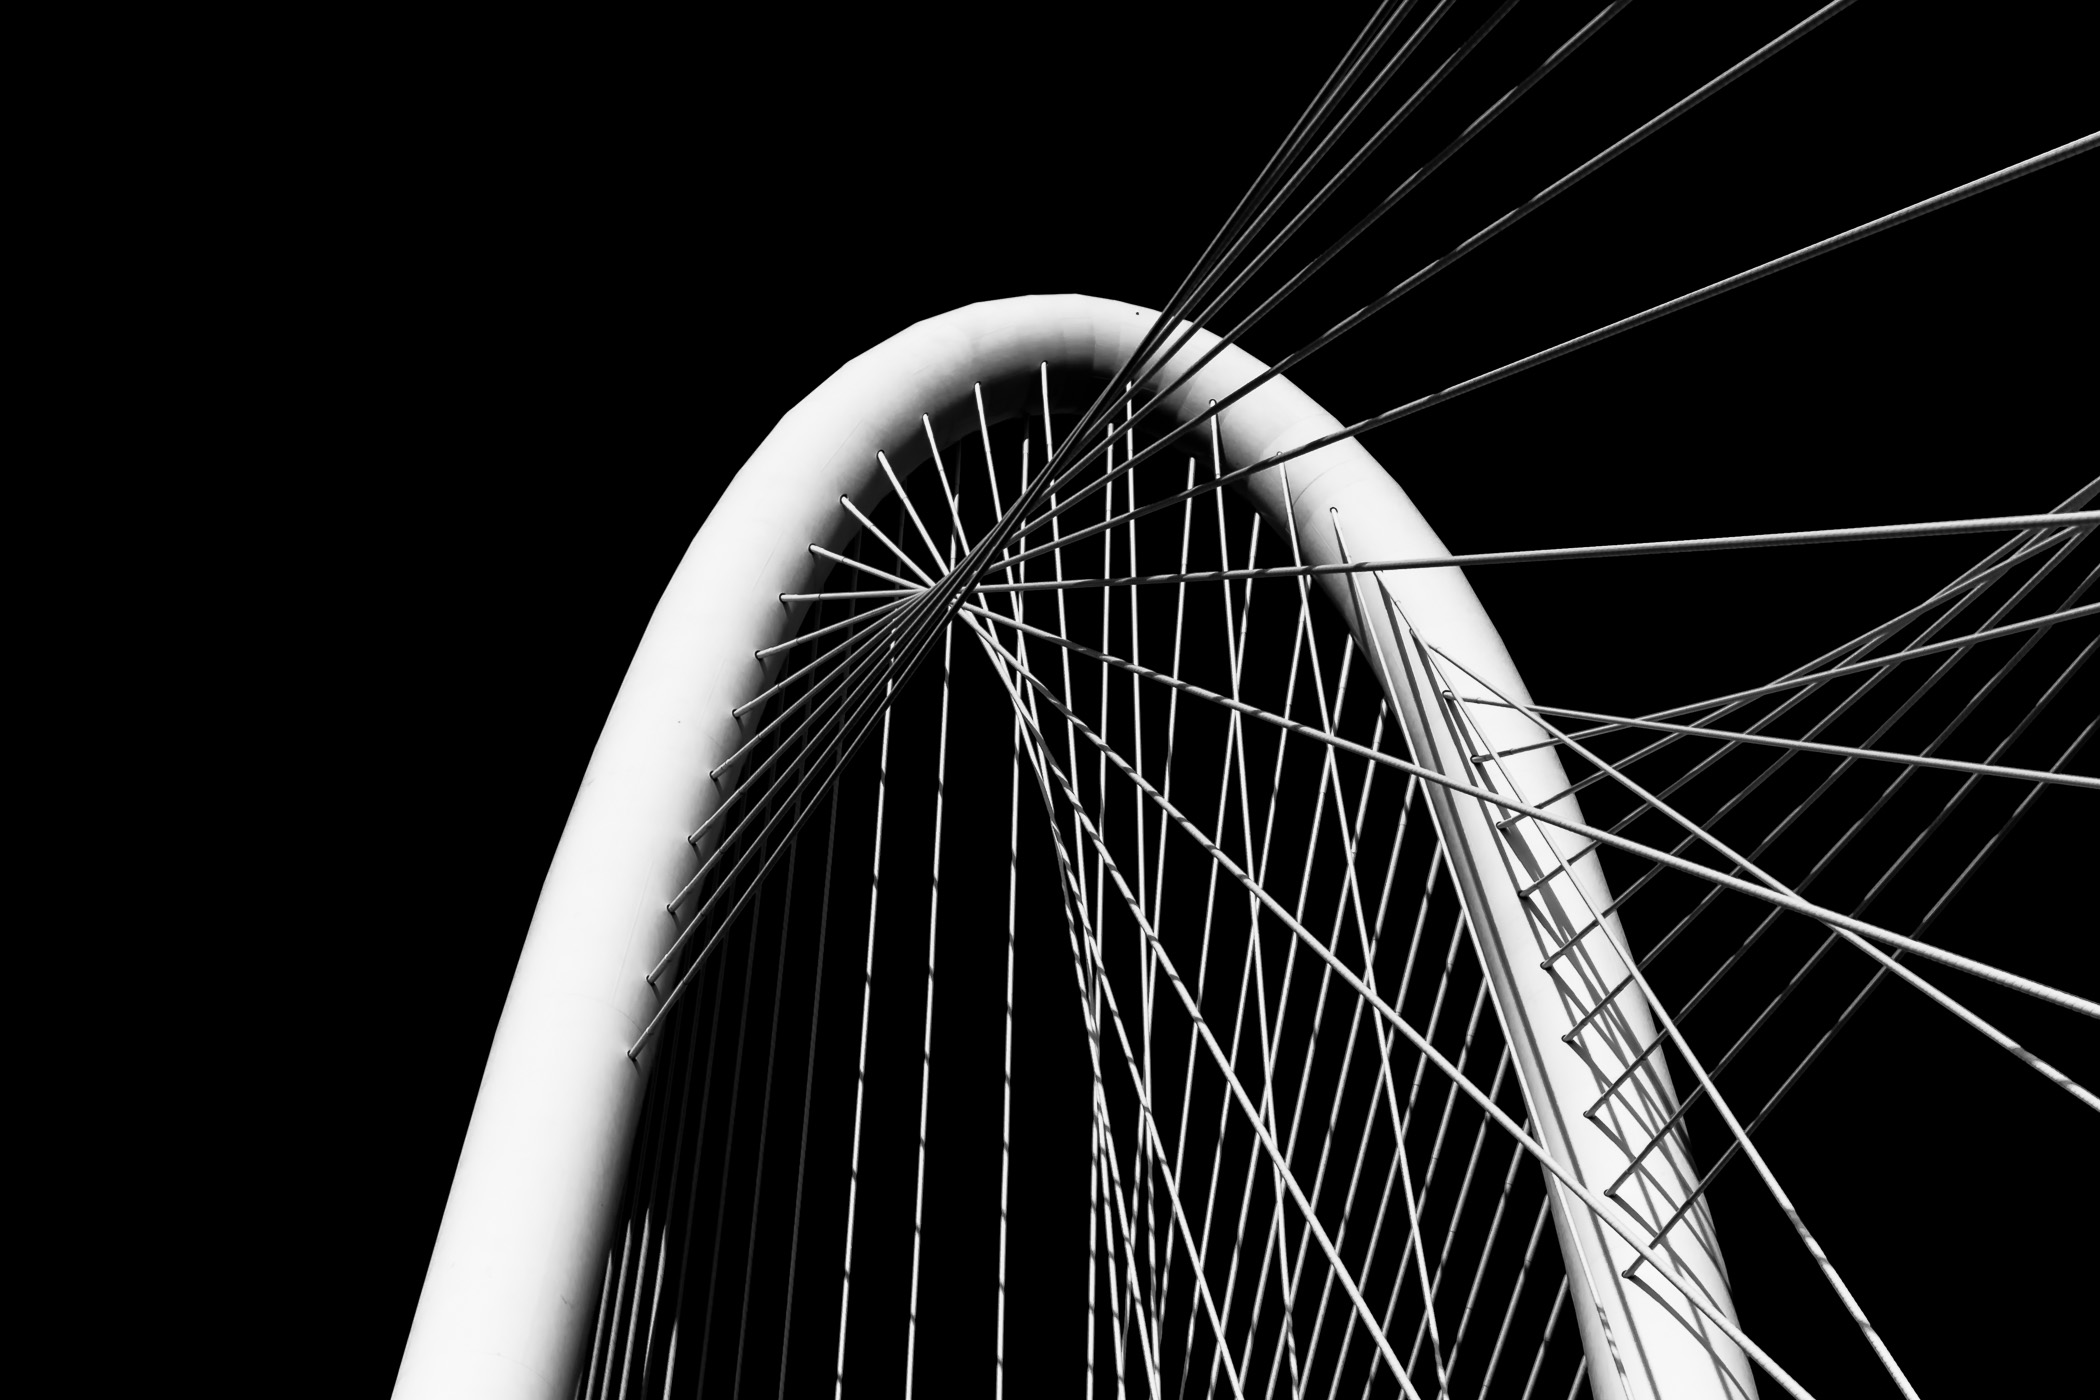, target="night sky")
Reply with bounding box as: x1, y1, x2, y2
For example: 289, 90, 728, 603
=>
283, 5, 2095, 1394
